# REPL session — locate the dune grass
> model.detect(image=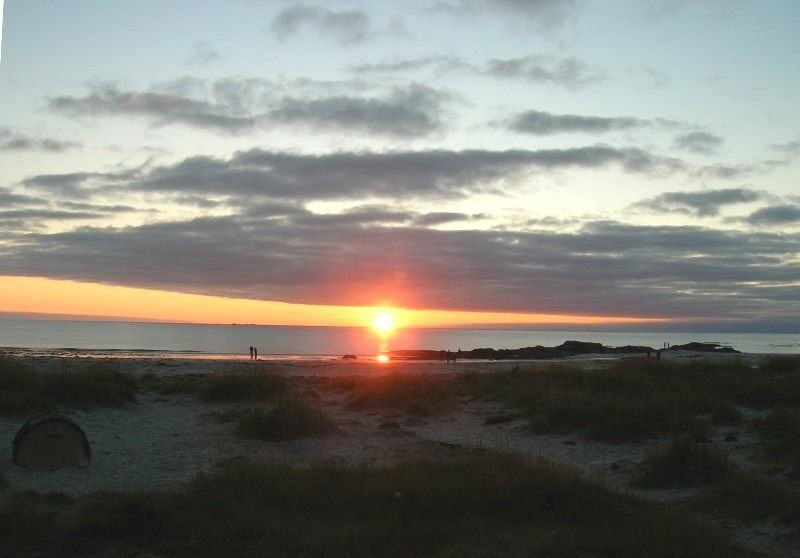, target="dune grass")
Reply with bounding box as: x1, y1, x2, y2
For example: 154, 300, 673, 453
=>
0, 453, 757, 557
752, 407, 800, 473
633, 437, 733, 487
235, 395, 339, 441
0, 357, 138, 414
686, 471, 800, 530
458, 357, 800, 443
189, 367, 337, 441
343, 370, 458, 417
199, 368, 289, 403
